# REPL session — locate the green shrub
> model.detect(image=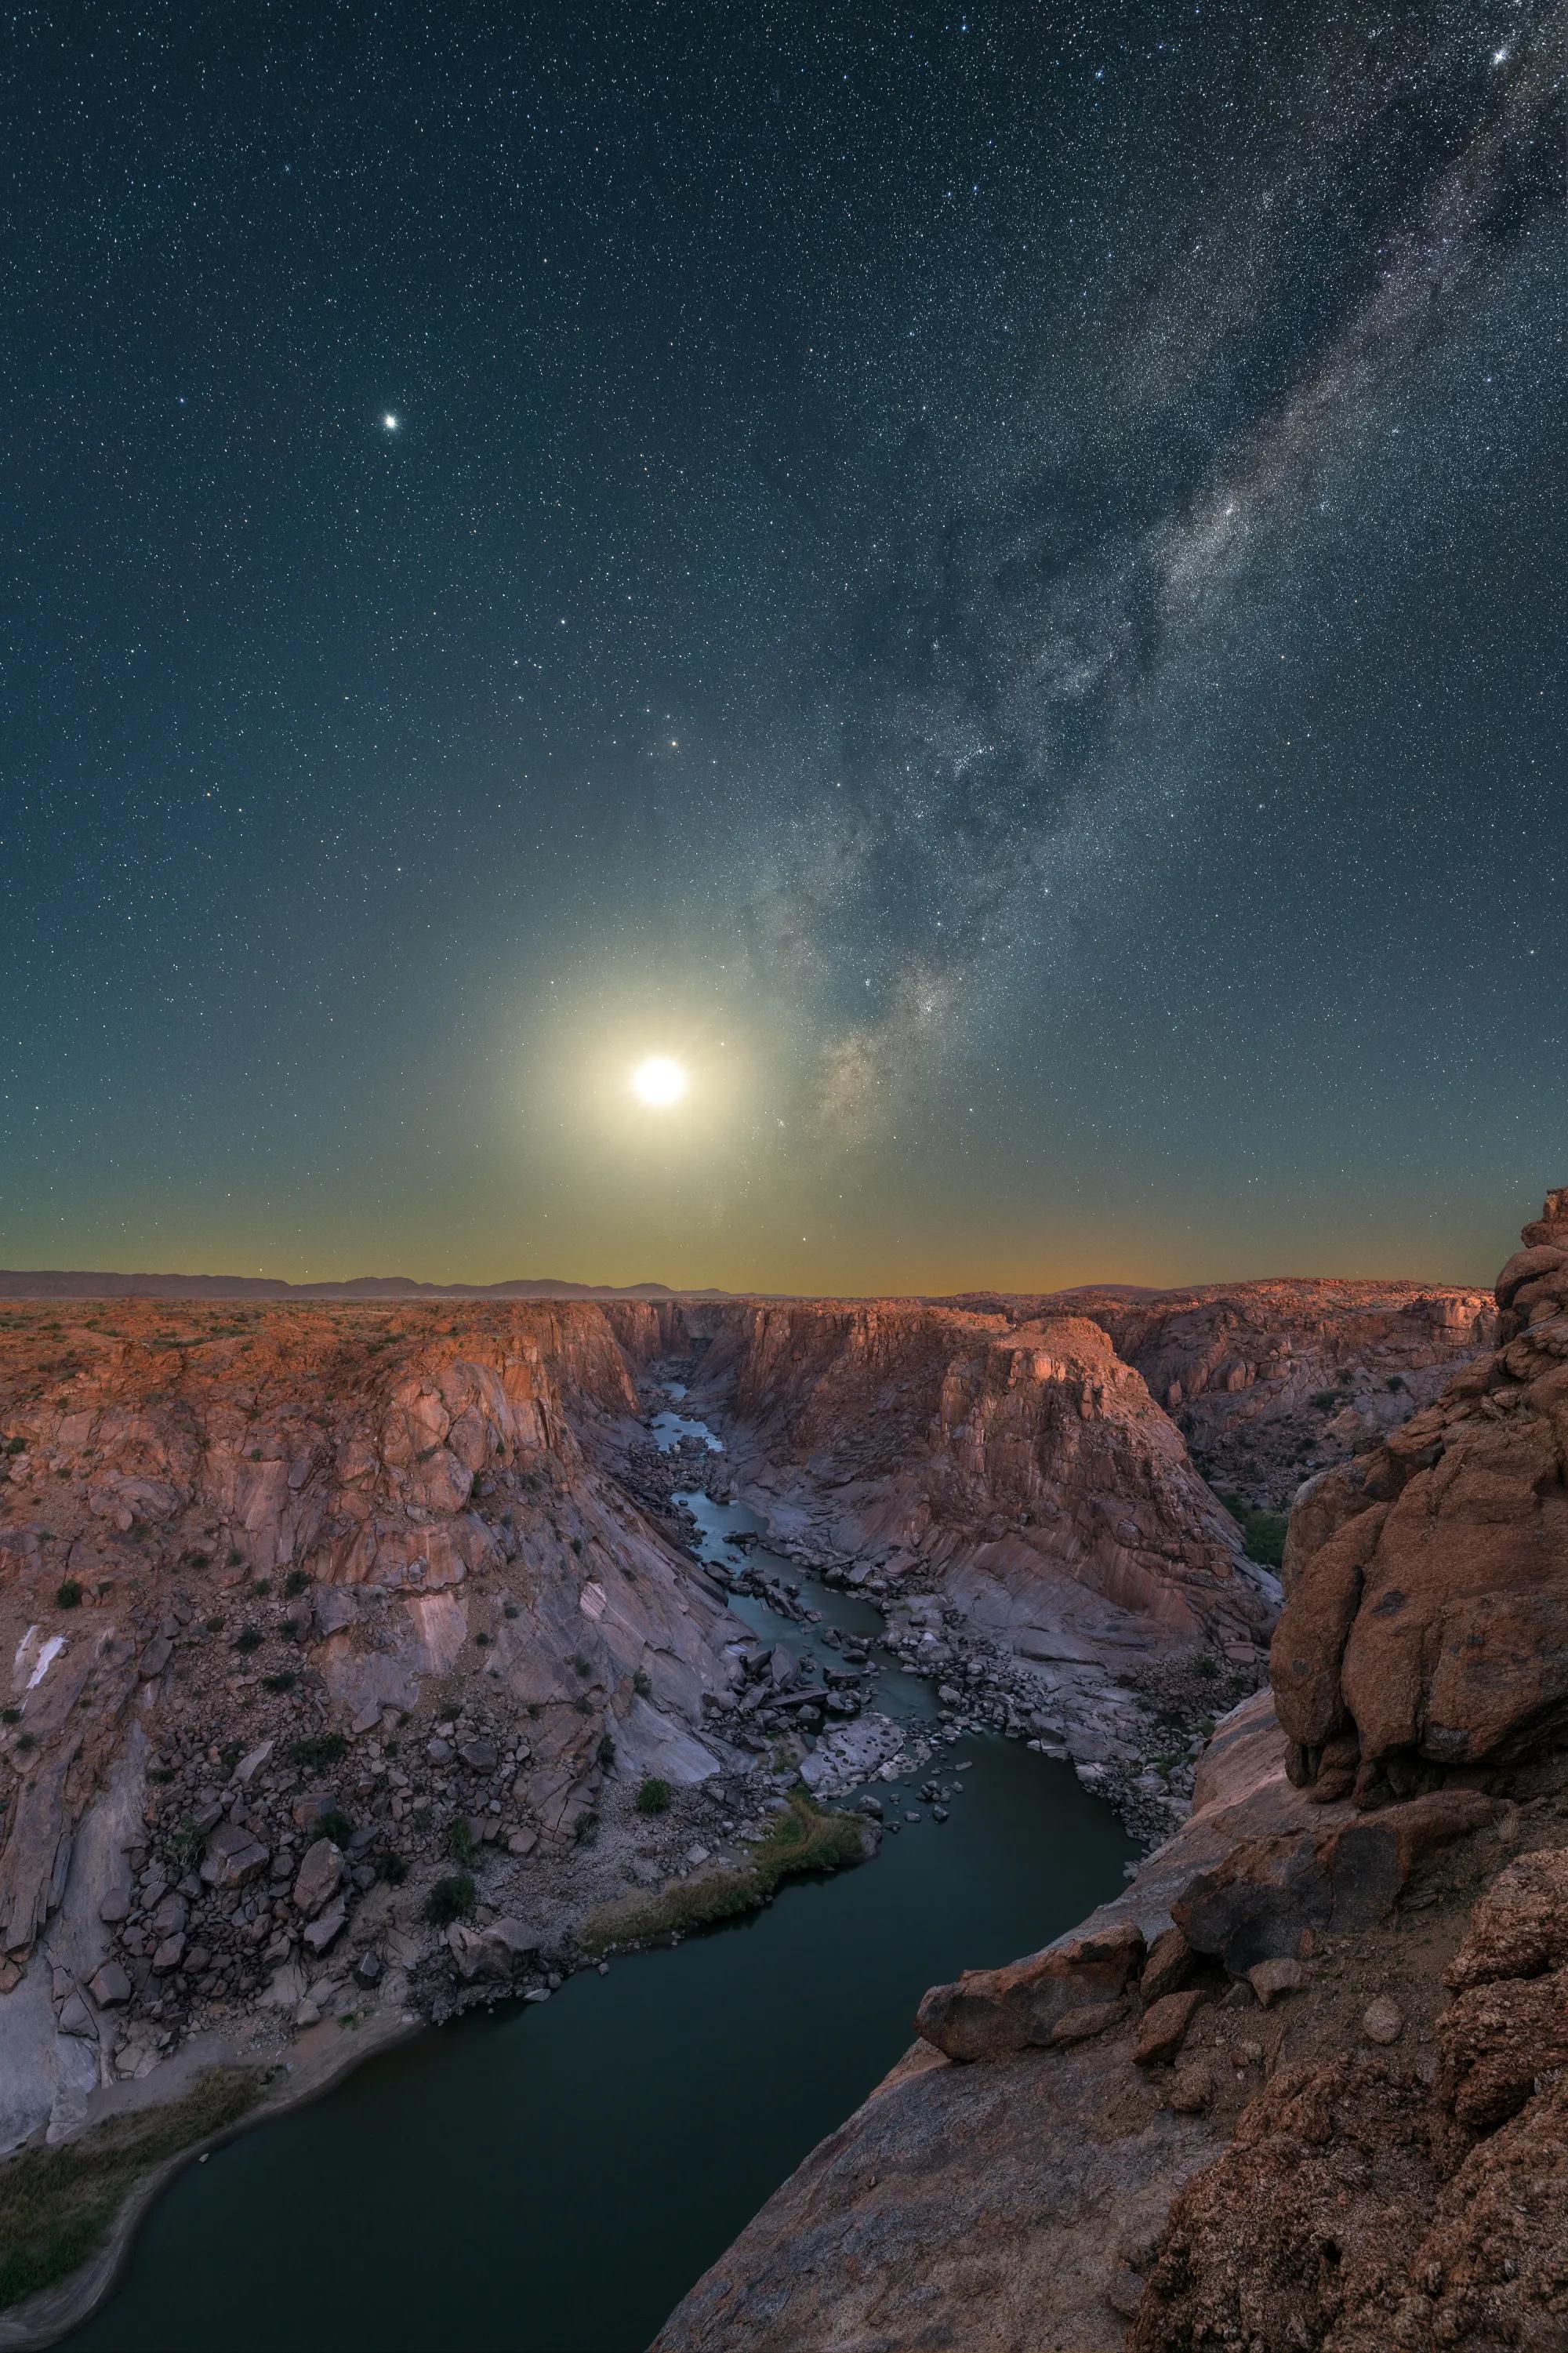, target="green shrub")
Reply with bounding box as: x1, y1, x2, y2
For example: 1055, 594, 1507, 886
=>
286, 1734, 347, 1770
635, 1776, 673, 1816
1308, 1389, 1340, 1411
231, 1627, 263, 1655
575, 1812, 601, 1846
423, 1873, 475, 1926
583, 1794, 866, 1954
376, 1850, 409, 1886
633, 1668, 652, 1698
597, 1731, 616, 1767
261, 1671, 296, 1694
445, 1817, 477, 1865
282, 1569, 310, 1596
55, 1580, 82, 1610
